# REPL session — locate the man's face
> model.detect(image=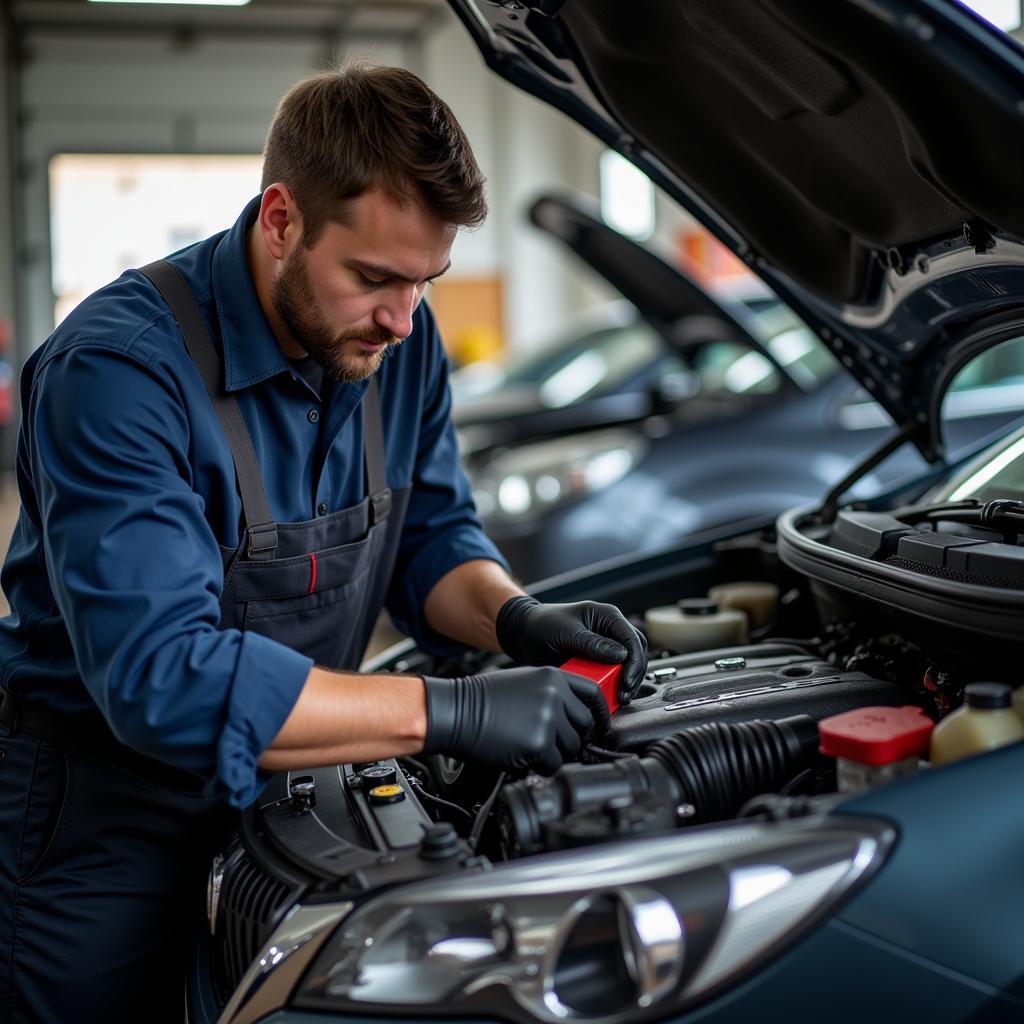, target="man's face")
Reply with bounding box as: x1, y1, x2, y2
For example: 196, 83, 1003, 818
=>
271, 188, 456, 383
